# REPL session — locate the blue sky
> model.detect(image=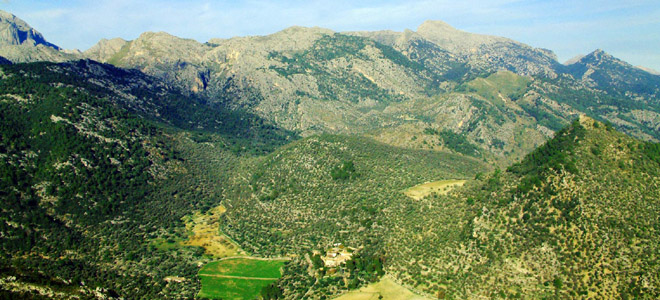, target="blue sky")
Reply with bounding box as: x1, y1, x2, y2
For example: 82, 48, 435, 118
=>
2, 0, 660, 70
